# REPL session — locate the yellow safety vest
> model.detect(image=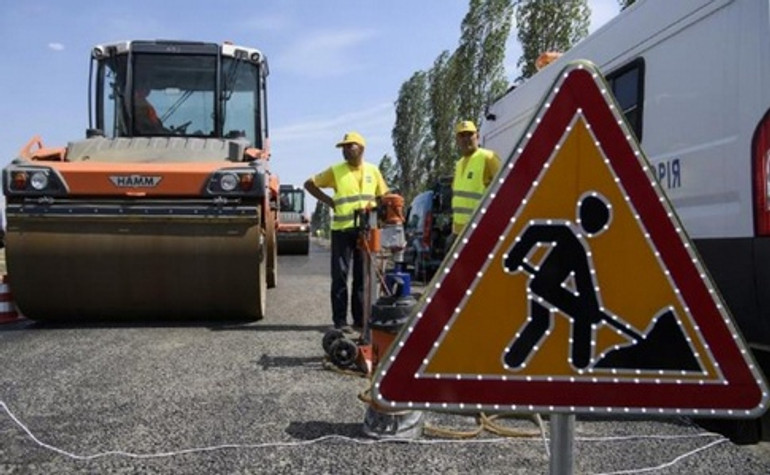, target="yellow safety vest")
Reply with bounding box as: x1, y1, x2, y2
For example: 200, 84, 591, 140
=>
331, 162, 379, 230
452, 148, 490, 231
